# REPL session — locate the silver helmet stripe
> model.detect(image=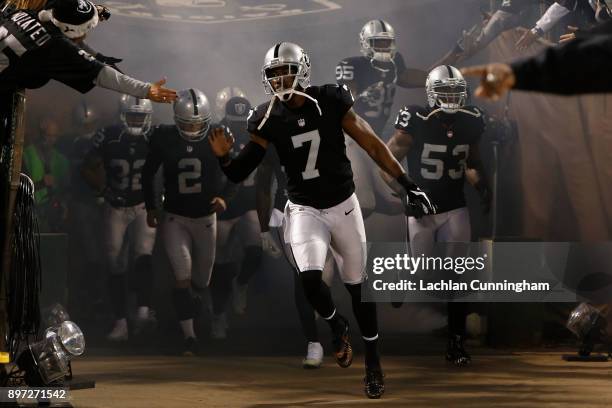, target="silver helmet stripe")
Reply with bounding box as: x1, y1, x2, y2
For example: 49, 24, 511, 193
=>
274, 42, 282, 58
